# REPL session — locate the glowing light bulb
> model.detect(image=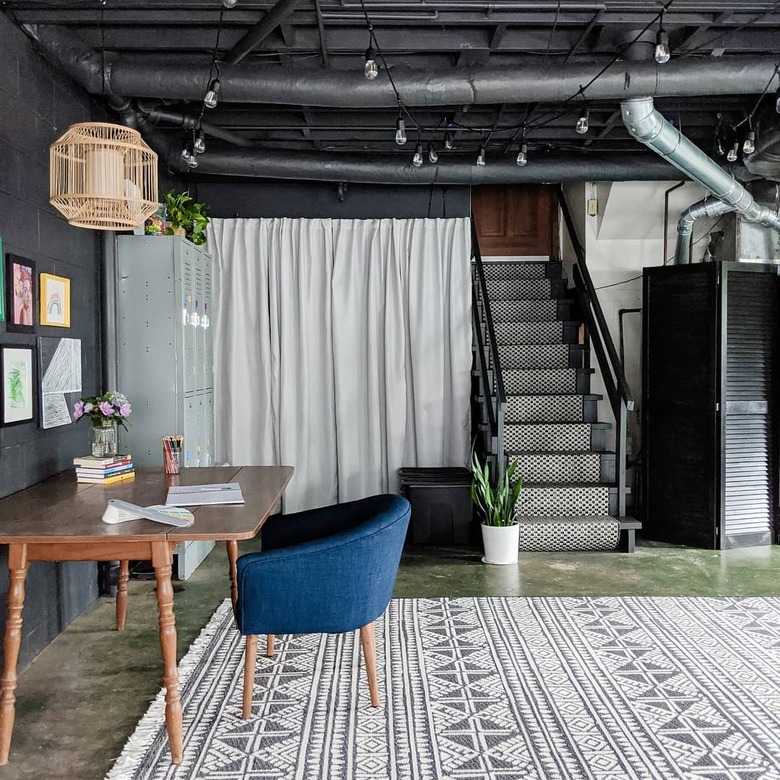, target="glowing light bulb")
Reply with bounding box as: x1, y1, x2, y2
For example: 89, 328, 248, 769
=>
476, 146, 486, 166
204, 79, 221, 109
187, 153, 198, 169
654, 30, 671, 64
412, 143, 424, 167
395, 117, 407, 146
222, 0, 237, 7
743, 131, 756, 155
516, 143, 528, 167
444, 132, 453, 150
727, 142, 739, 162
193, 131, 206, 154
364, 48, 378, 80
576, 110, 589, 135
428, 143, 438, 164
